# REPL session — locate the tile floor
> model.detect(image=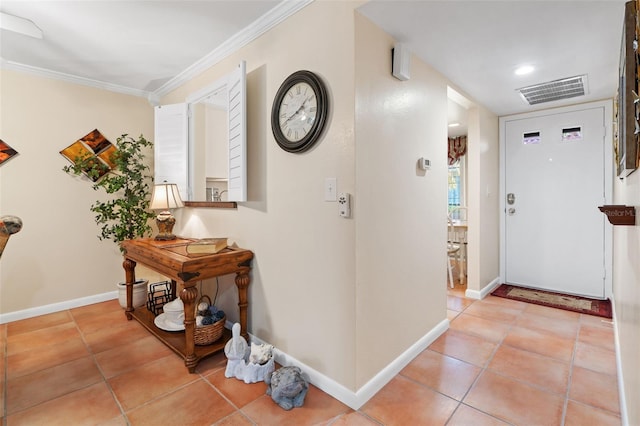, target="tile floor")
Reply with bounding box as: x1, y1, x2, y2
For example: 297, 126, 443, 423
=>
0, 281, 621, 425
